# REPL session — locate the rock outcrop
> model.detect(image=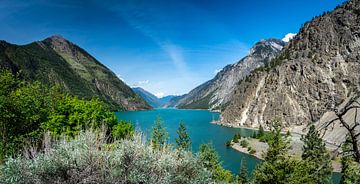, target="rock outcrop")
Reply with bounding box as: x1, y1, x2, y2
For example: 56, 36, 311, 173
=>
221, 0, 360, 145
176, 39, 285, 110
